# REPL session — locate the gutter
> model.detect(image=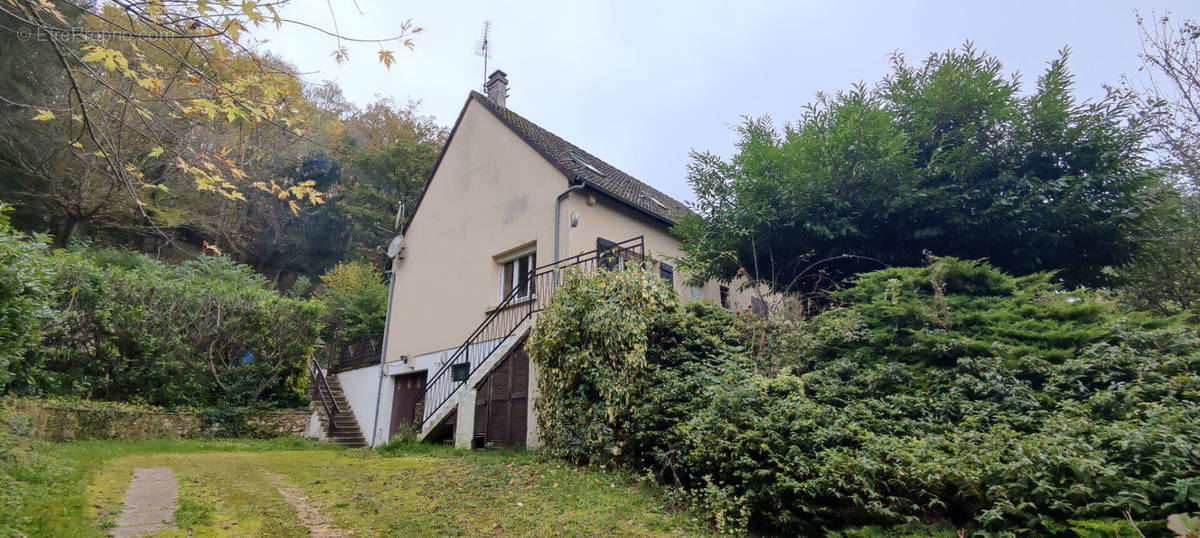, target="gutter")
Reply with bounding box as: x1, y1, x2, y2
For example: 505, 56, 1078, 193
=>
553, 178, 587, 266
